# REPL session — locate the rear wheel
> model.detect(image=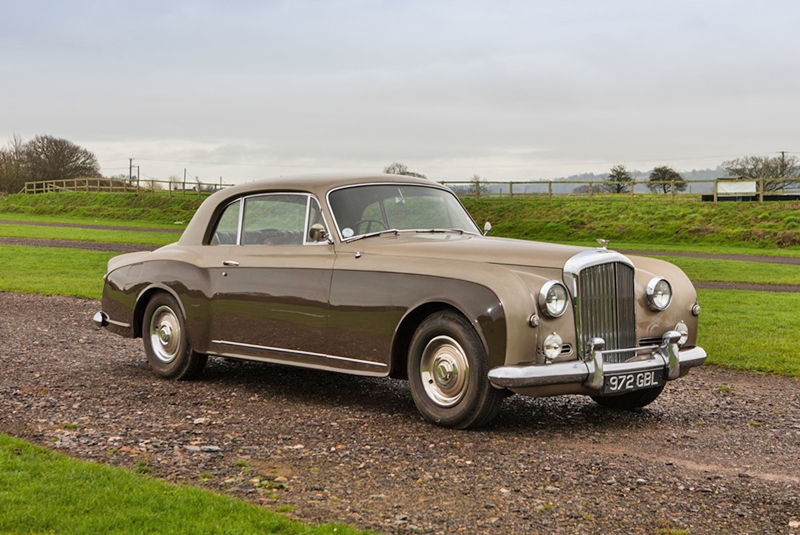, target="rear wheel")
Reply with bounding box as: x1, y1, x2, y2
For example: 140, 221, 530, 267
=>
407, 311, 504, 429
591, 385, 665, 410
142, 293, 207, 380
